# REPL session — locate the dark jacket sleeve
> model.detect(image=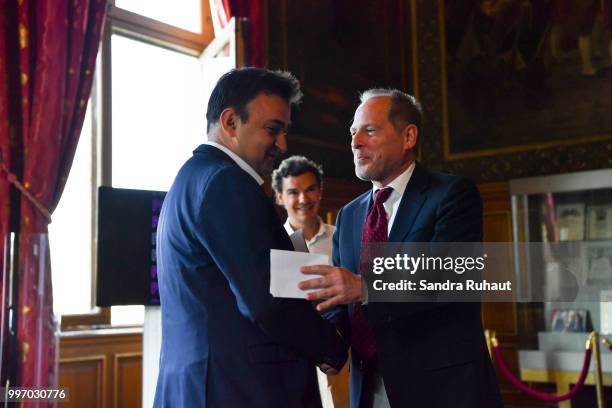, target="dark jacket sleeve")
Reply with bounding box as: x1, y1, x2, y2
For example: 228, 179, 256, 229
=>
195, 166, 348, 369
320, 207, 350, 339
